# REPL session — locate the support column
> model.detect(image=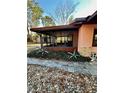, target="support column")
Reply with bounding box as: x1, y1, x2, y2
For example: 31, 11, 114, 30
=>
51, 32, 55, 47
40, 34, 43, 49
